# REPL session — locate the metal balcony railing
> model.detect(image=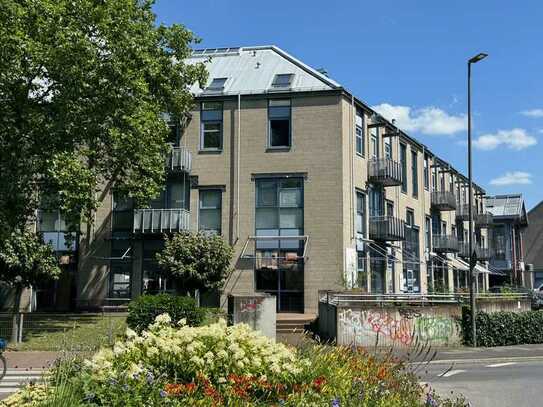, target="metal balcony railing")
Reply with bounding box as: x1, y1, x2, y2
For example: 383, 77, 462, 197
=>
133, 208, 190, 234
458, 241, 494, 261
475, 212, 493, 227
431, 191, 456, 211
166, 146, 192, 173
368, 158, 403, 187
455, 204, 477, 221
432, 234, 459, 253
369, 216, 406, 241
